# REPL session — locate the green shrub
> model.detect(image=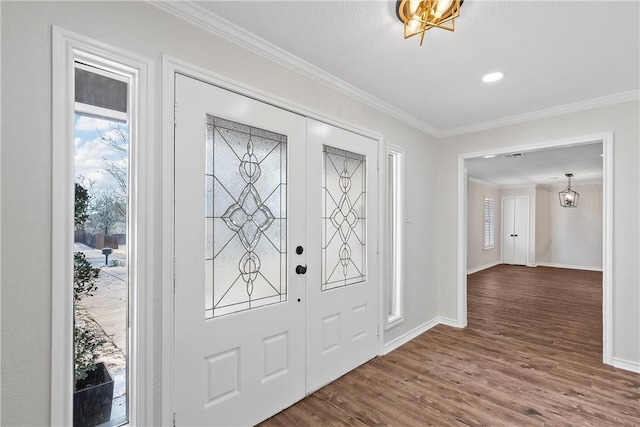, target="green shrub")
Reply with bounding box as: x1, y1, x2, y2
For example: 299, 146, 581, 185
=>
74, 316, 106, 383
74, 182, 105, 386
74, 252, 99, 304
